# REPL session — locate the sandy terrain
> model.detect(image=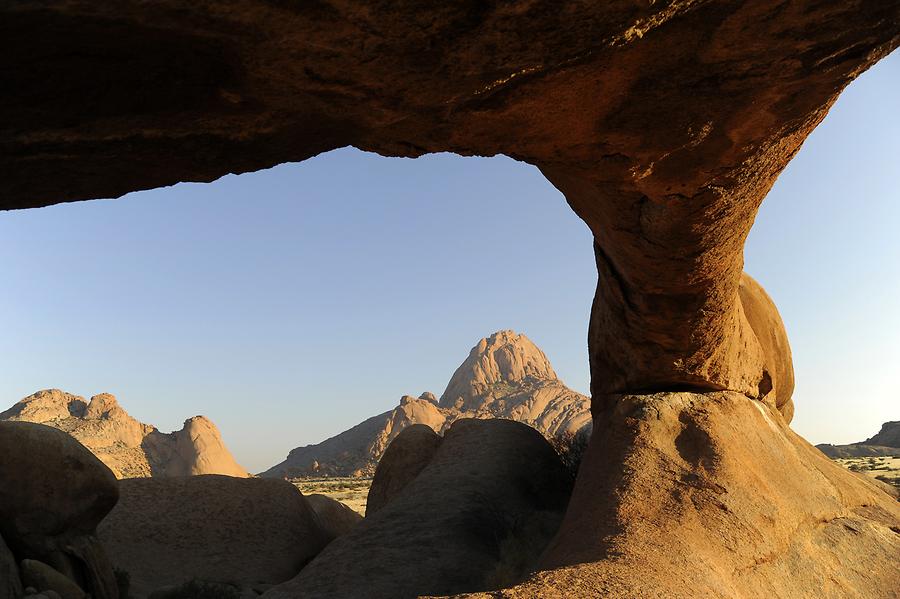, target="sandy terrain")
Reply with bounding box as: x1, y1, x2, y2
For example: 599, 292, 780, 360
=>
835, 455, 900, 489
291, 477, 372, 515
